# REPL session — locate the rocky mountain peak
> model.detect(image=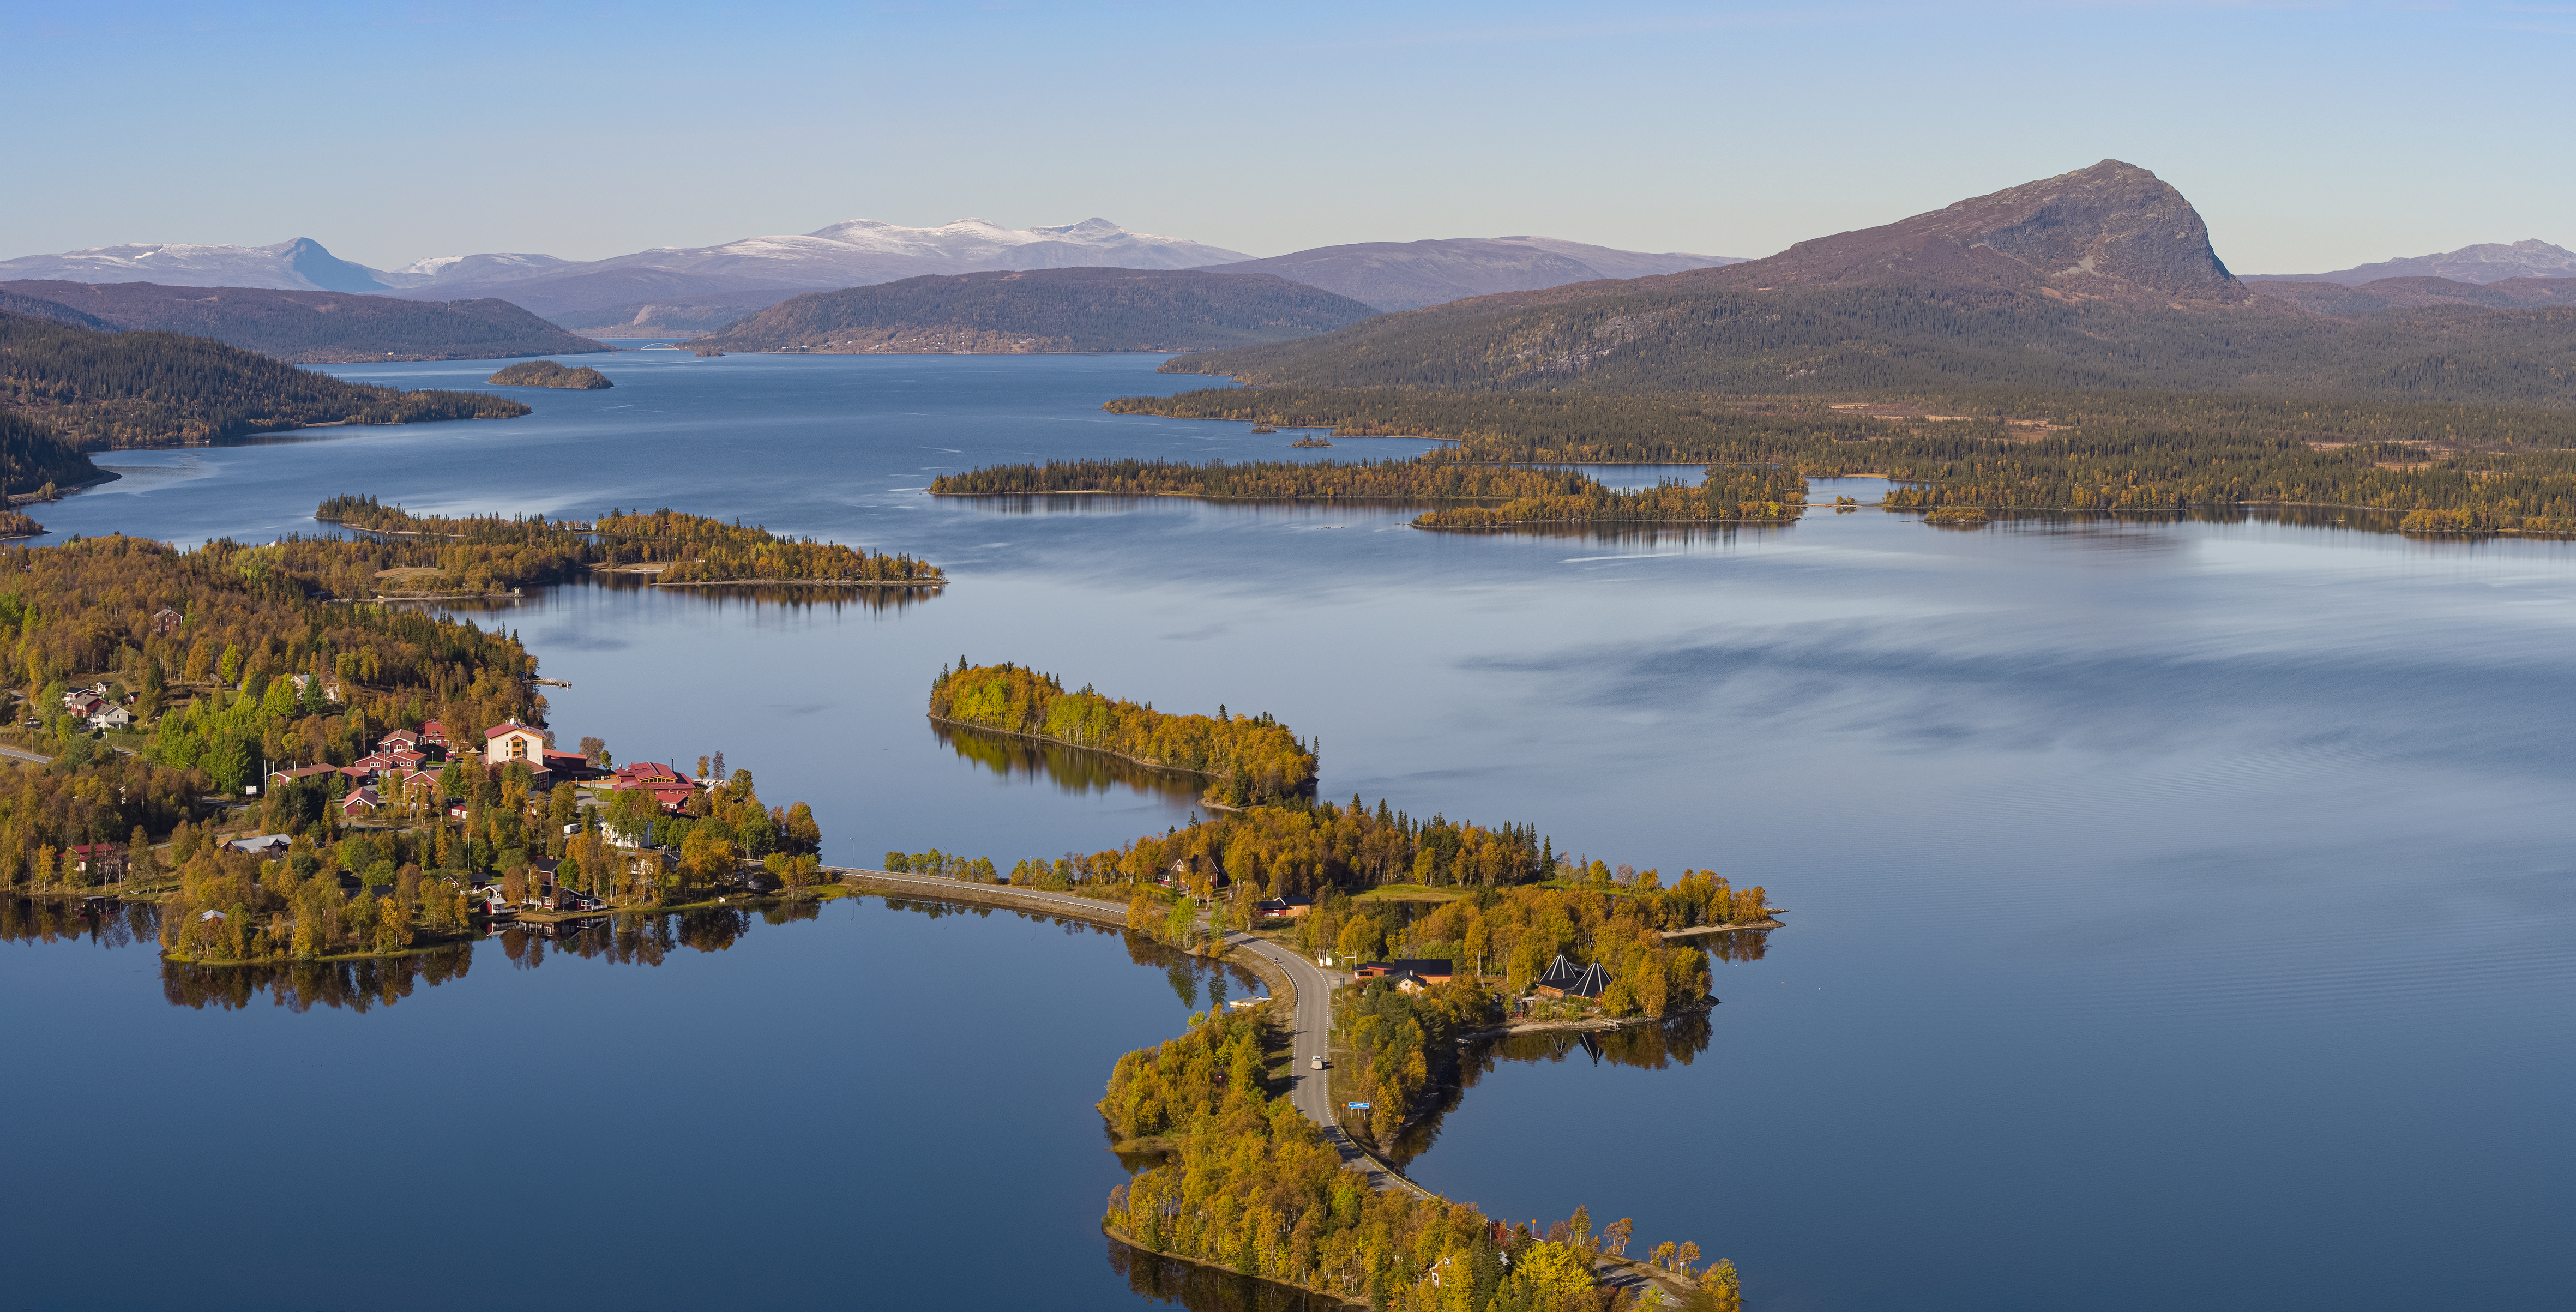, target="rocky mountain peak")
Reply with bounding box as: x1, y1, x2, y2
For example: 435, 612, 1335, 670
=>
1711, 159, 2243, 302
